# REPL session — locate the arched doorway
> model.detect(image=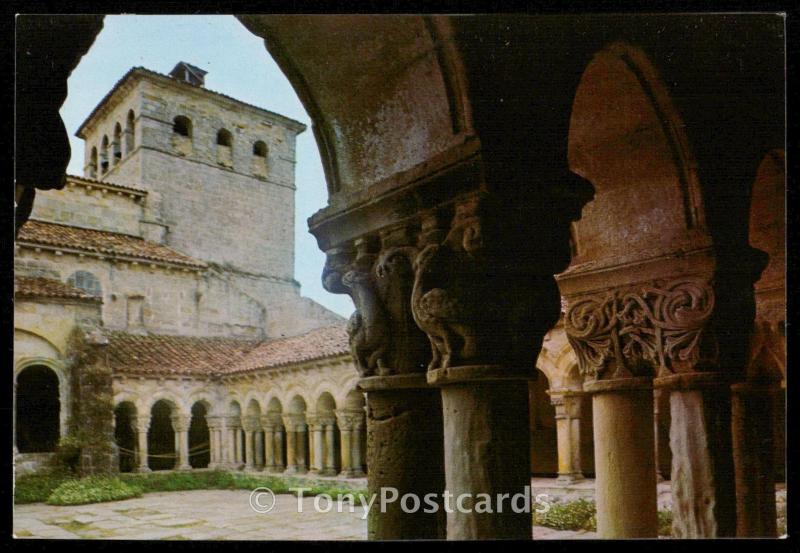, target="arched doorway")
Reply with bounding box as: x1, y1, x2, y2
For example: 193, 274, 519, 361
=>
189, 402, 211, 469
287, 395, 308, 473
529, 376, 557, 477
114, 401, 137, 472
148, 399, 177, 471
15, 365, 61, 453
